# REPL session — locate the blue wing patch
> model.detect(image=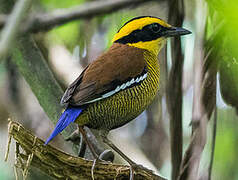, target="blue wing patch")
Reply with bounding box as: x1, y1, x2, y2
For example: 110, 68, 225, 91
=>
45, 107, 82, 145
